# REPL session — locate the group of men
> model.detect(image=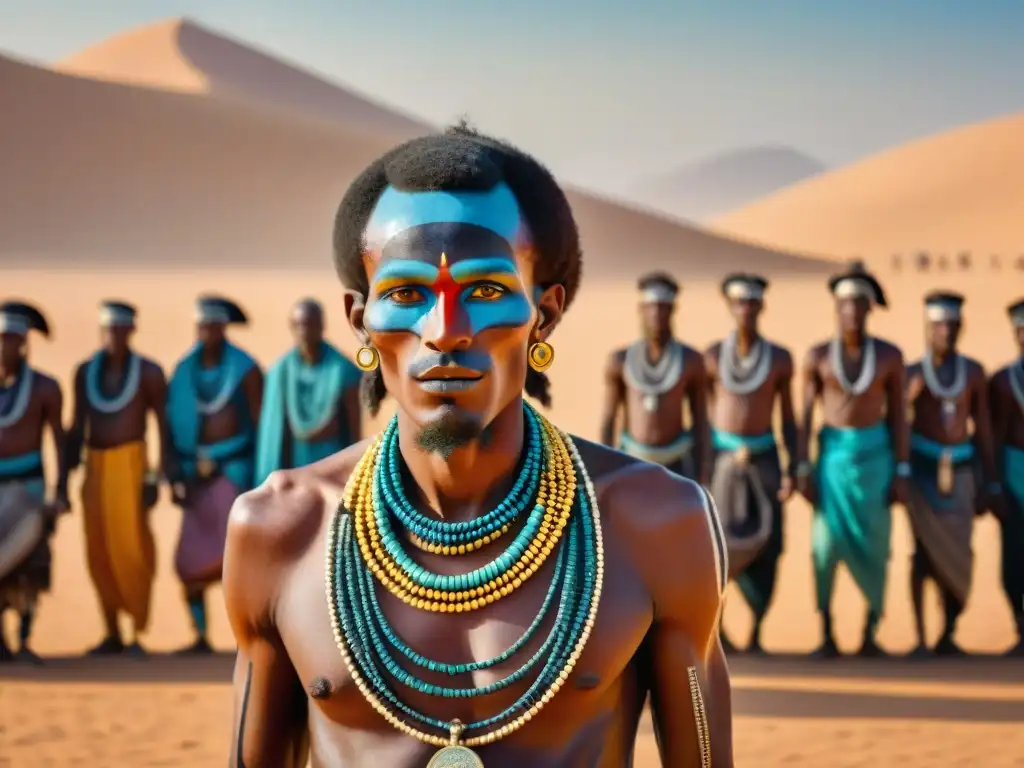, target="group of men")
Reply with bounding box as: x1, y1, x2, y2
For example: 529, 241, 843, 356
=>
602, 265, 1024, 658
0, 297, 363, 662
